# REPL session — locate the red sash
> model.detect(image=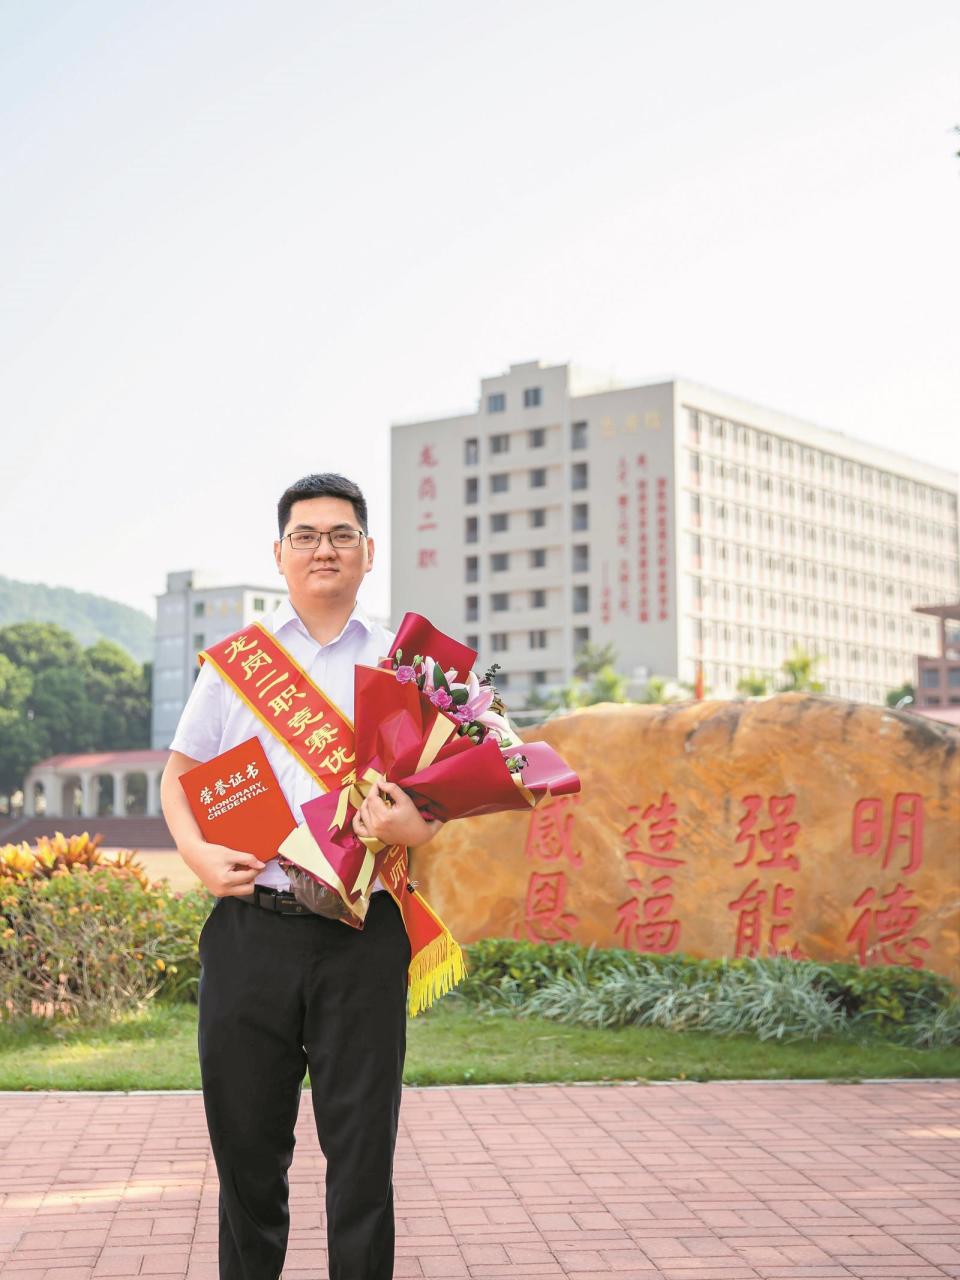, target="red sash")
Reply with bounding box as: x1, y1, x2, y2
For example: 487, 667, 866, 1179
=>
200, 622, 465, 1014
